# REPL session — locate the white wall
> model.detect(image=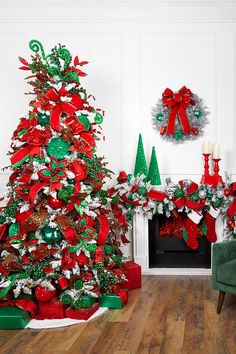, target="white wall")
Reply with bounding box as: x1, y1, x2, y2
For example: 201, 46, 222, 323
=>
0, 1, 236, 258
